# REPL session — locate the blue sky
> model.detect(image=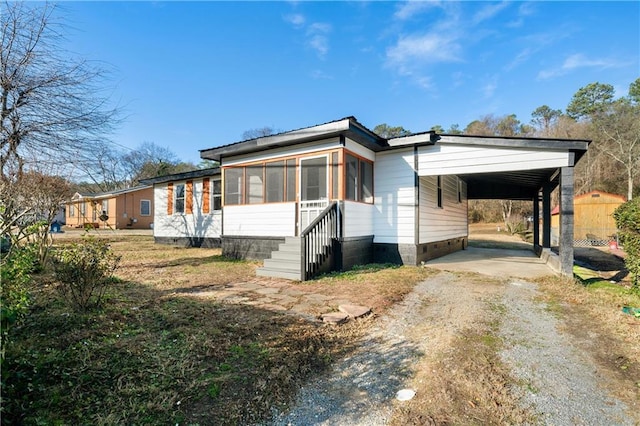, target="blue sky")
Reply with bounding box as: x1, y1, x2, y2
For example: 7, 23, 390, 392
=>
58, 1, 639, 165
